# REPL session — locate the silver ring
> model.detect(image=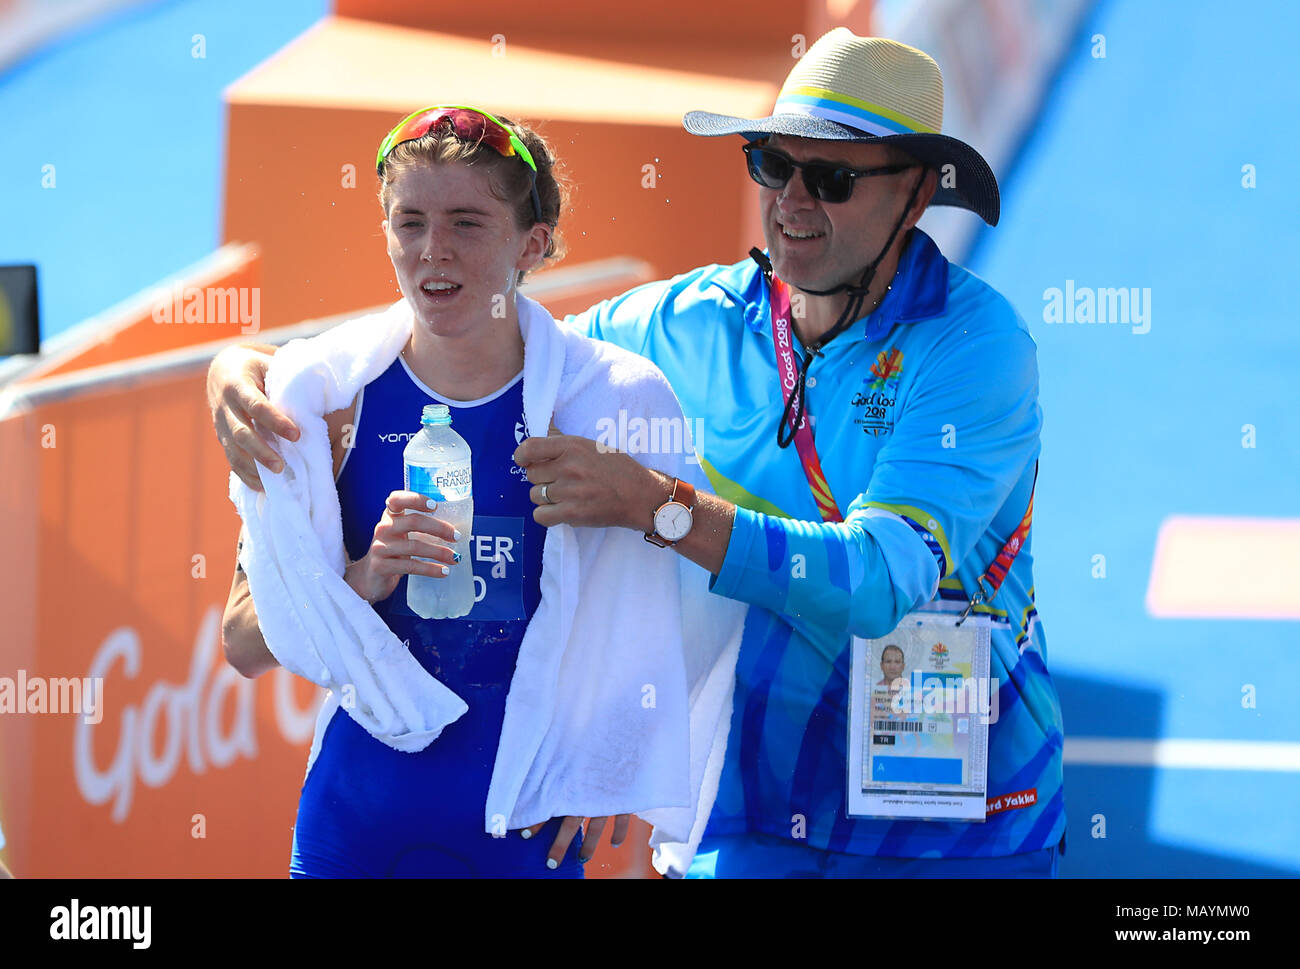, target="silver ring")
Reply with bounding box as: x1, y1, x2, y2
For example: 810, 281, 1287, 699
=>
541, 483, 553, 504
